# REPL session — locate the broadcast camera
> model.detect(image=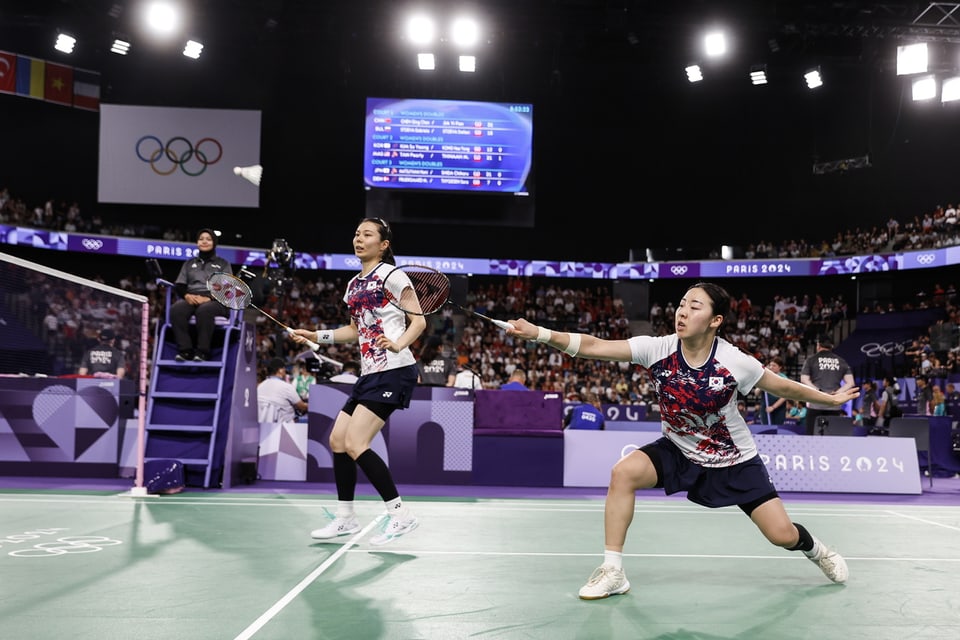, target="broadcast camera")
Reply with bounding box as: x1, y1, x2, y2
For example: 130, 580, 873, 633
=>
265, 238, 295, 289
304, 357, 339, 382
